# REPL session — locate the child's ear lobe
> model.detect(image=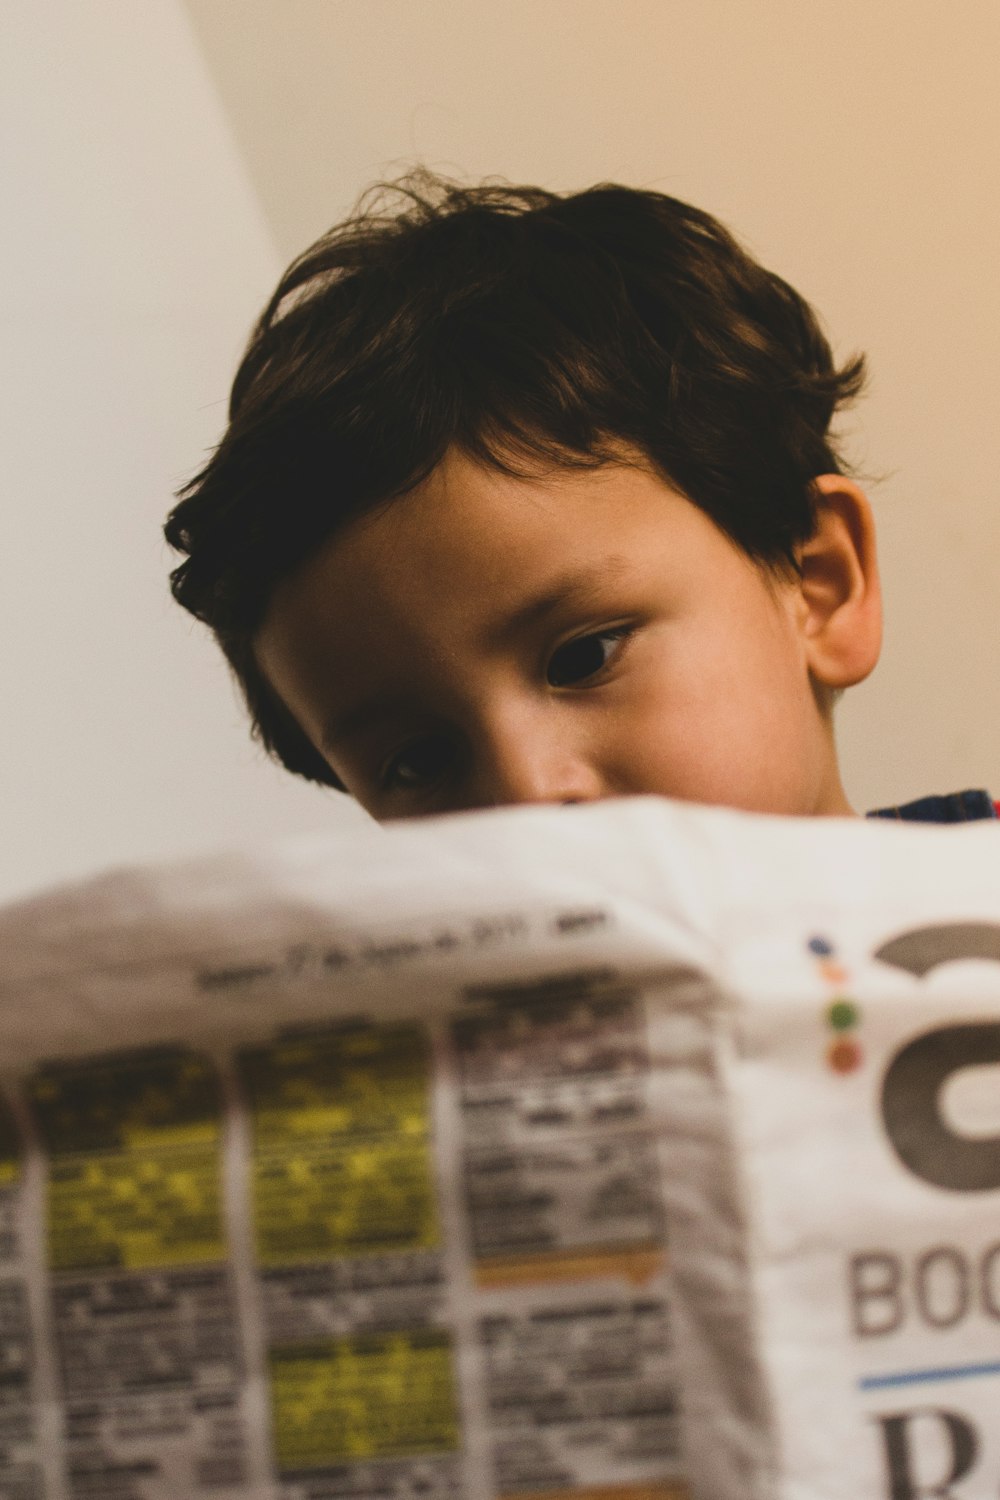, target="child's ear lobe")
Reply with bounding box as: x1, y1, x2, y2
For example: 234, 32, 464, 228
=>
794, 474, 883, 692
